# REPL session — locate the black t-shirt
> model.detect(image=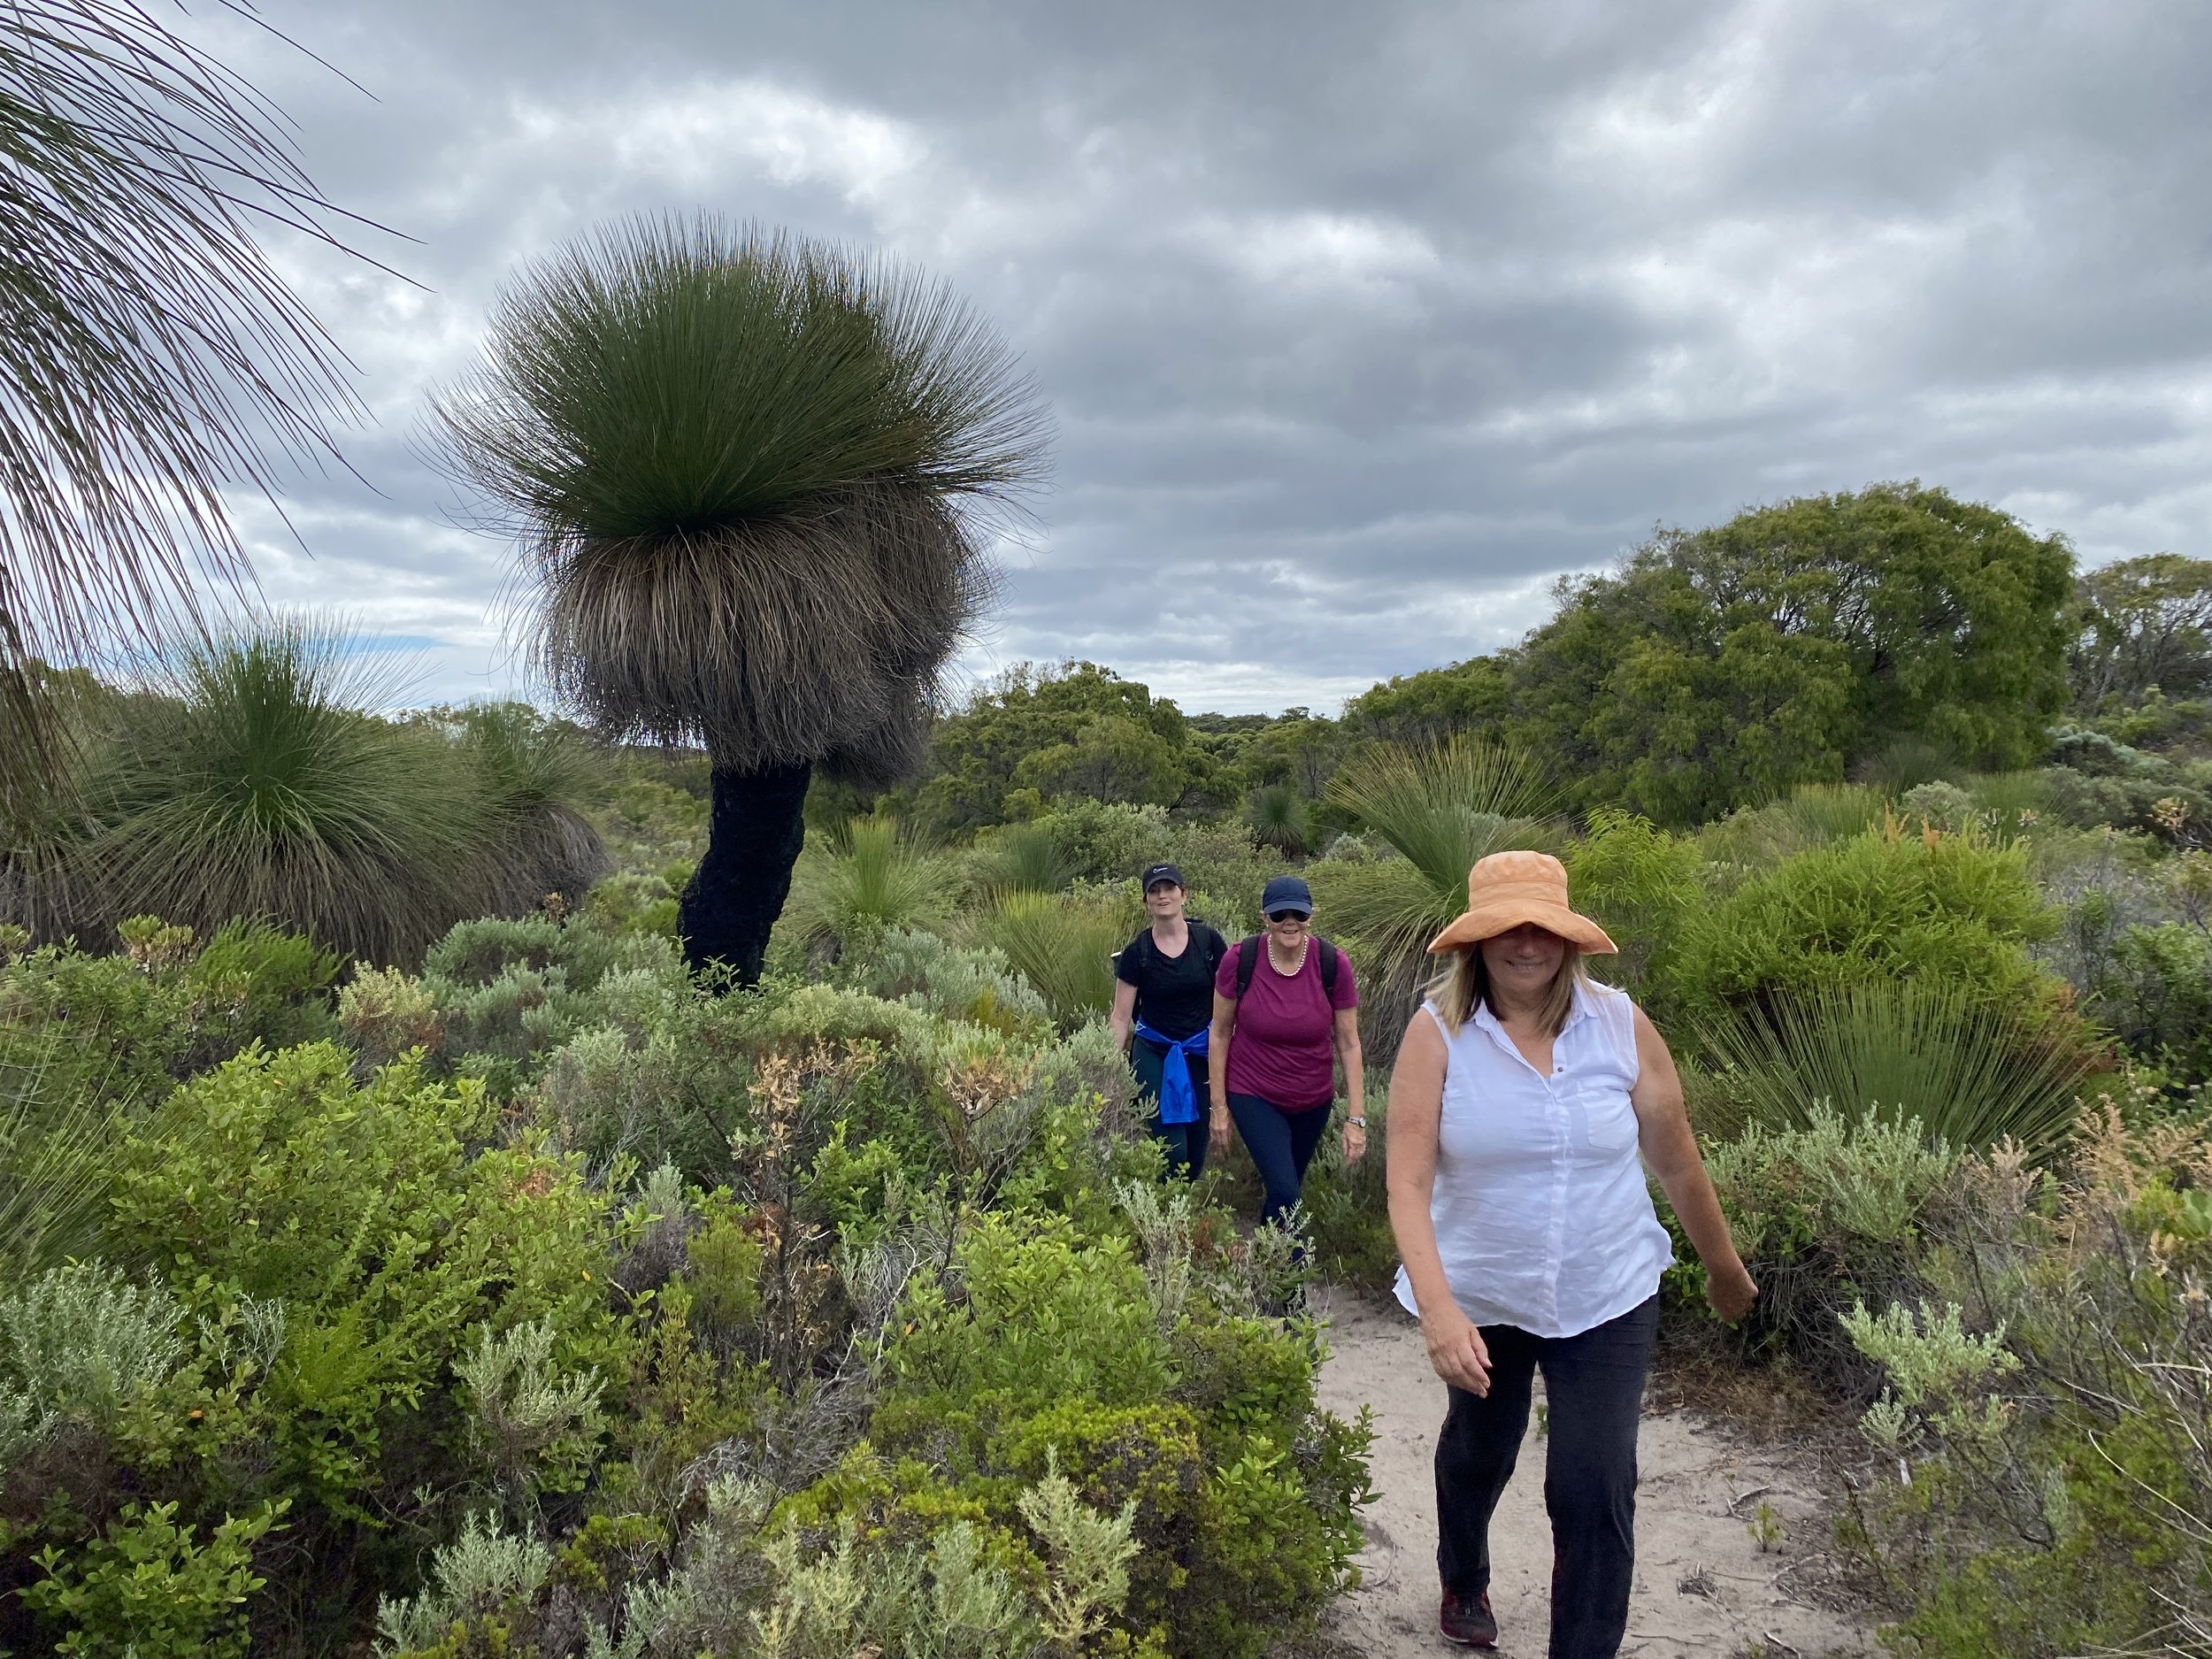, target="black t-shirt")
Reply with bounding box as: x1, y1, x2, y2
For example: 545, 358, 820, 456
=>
1115, 923, 1226, 1042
